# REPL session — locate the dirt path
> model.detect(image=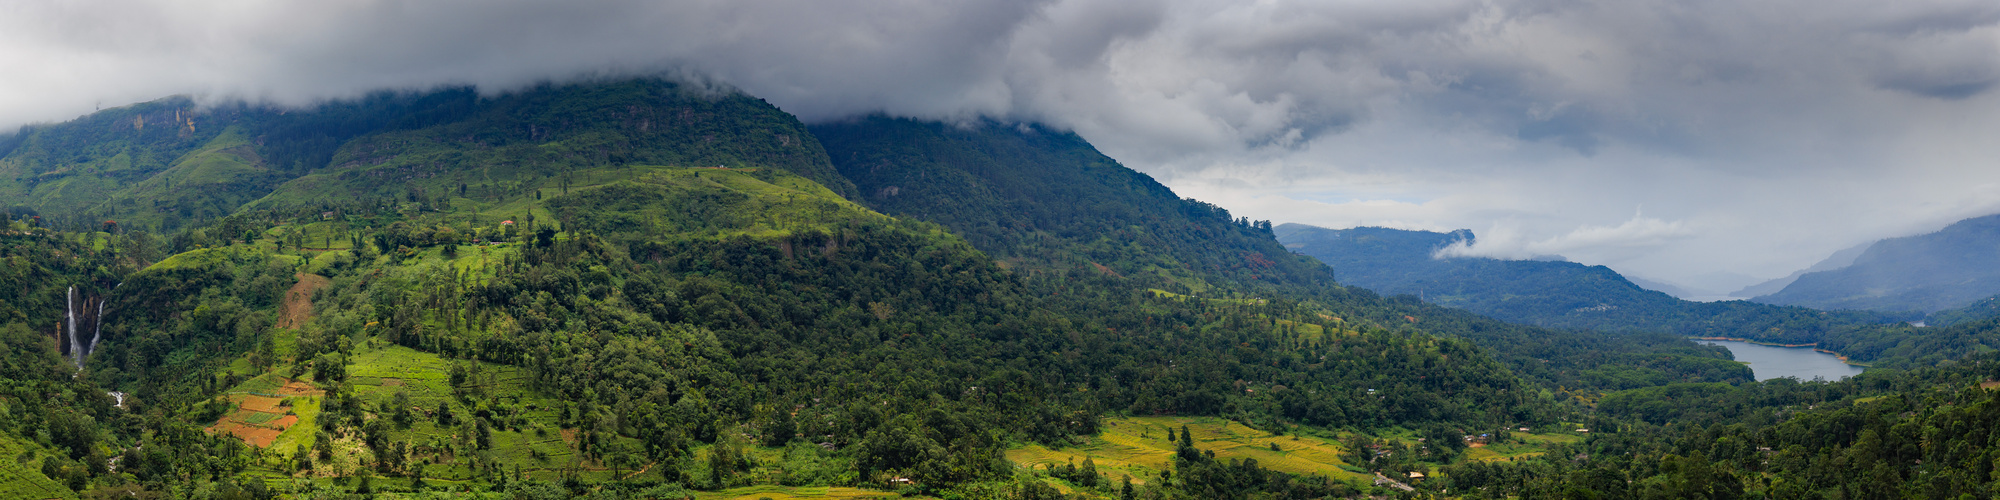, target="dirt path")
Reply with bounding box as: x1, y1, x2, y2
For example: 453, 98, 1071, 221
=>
277, 273, 331, 329
621, 461, 659, 480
